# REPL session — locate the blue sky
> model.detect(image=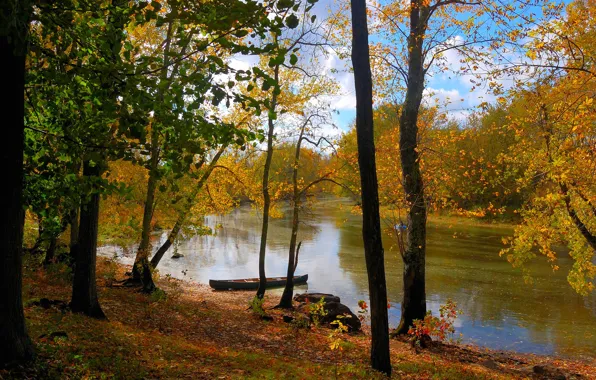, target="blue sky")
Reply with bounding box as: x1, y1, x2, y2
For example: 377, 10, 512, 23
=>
314, 0, 572, 134
229, 0, 571, 137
